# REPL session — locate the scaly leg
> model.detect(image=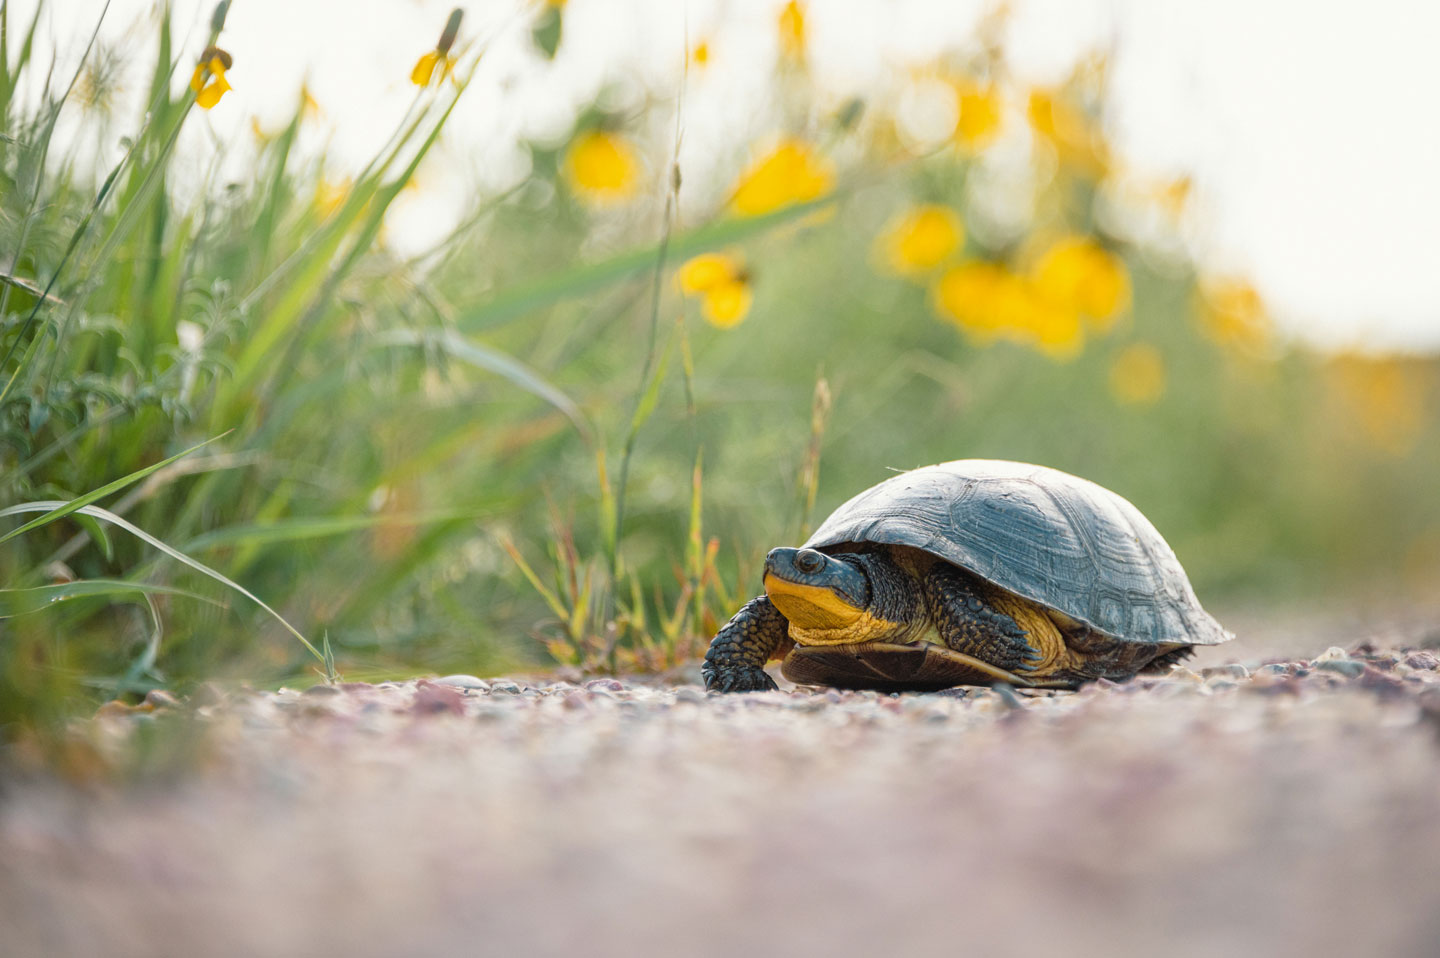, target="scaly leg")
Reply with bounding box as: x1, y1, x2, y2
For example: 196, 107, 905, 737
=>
702, 595, 789, 692
924, 563, 1043, 674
